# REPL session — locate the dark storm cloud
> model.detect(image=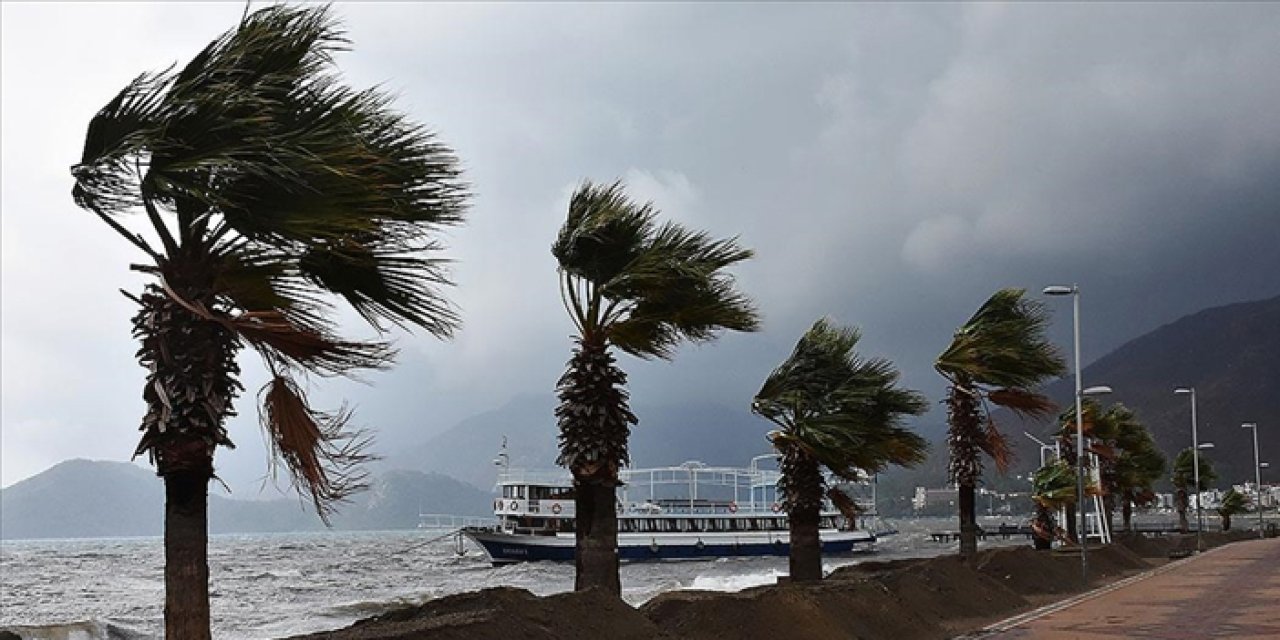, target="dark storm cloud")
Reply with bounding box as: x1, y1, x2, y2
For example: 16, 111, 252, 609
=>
3, 3, 1278, 490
